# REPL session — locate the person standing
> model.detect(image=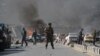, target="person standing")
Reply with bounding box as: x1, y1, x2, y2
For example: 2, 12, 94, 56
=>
93, 30, 96, 46
78, 28, 84, 45
21, 28, 28, 47
45, 23, 55, 49
32, 29, 37, 45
